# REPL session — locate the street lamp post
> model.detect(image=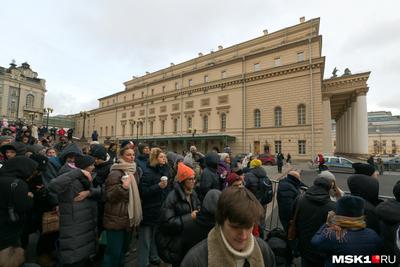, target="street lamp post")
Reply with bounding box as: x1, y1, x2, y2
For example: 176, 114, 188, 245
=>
80, 111, 90, 141
44, 107, 53, 130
